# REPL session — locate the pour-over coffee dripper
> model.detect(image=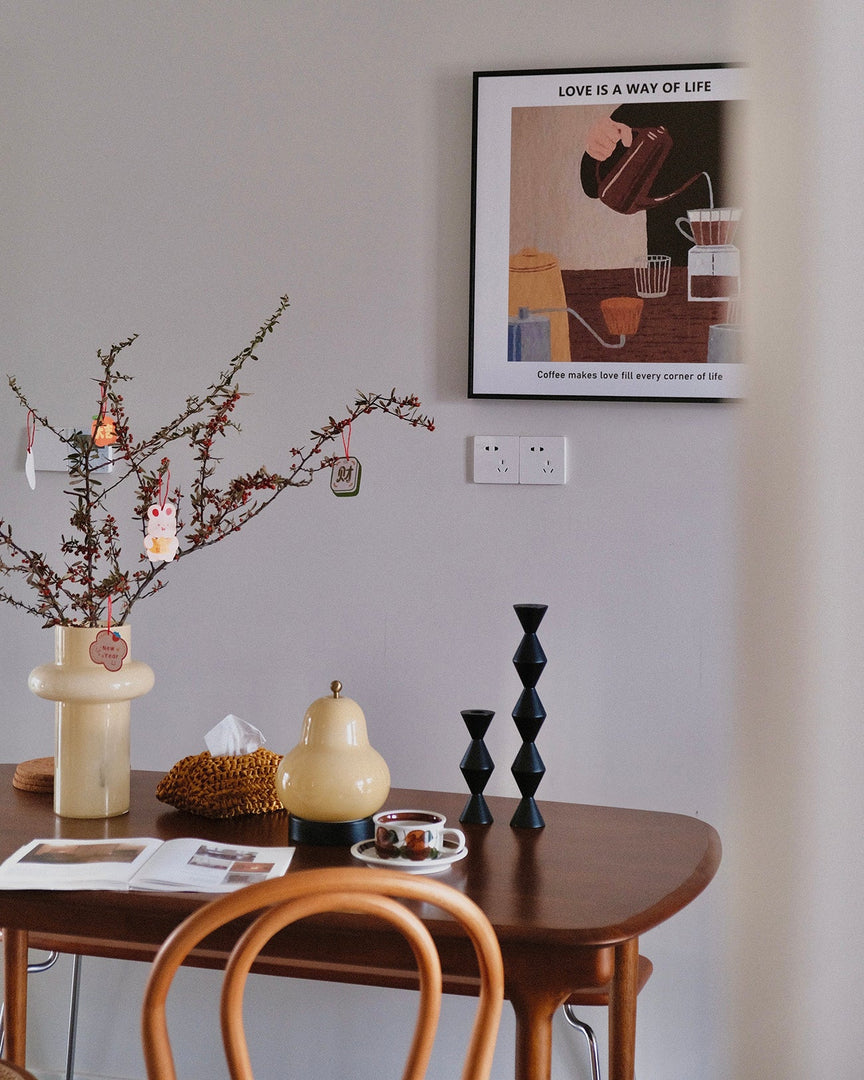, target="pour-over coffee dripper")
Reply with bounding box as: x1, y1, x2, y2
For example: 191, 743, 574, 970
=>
675, 208, 742, 302
676, 207, 741, 247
